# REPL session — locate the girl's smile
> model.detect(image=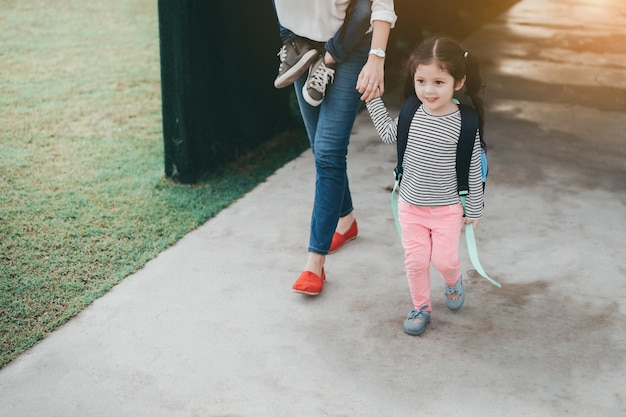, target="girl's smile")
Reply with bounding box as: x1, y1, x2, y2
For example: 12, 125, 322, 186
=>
414, 62, 465, 116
